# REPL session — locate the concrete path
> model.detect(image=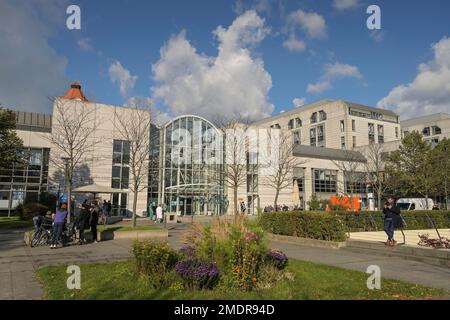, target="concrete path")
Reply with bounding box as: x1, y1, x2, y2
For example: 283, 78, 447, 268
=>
350, 229, 450, 247
1, 223, 449, 300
